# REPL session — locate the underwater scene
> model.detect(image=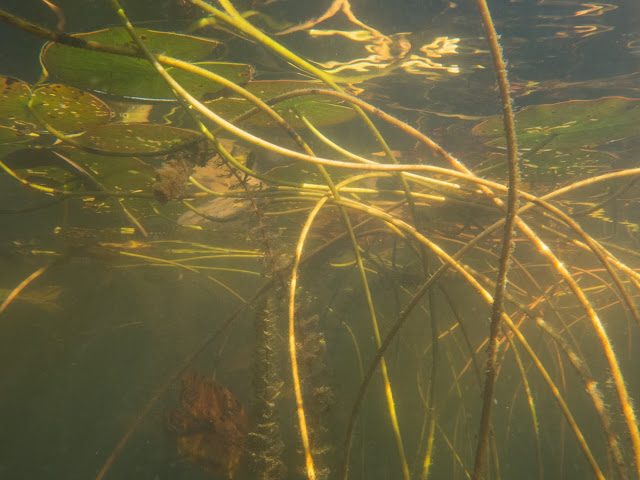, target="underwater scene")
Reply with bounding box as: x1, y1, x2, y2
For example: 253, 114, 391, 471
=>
0, 0, 639, 479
